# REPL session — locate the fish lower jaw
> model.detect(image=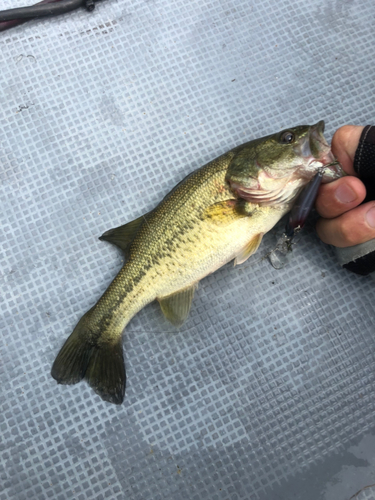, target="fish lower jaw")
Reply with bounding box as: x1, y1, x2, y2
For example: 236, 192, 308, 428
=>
305, 156, 344, 183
